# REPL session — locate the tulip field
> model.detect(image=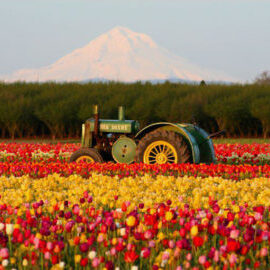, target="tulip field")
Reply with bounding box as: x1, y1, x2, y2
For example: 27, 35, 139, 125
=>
0, 143, 270, 269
